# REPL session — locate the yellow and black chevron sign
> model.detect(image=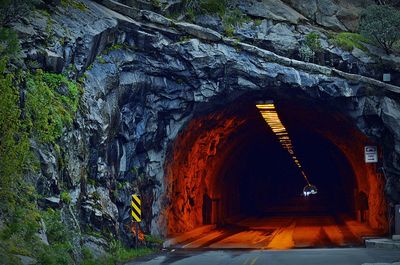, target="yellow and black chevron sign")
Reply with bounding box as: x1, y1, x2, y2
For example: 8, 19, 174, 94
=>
131, 194, 141, 222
